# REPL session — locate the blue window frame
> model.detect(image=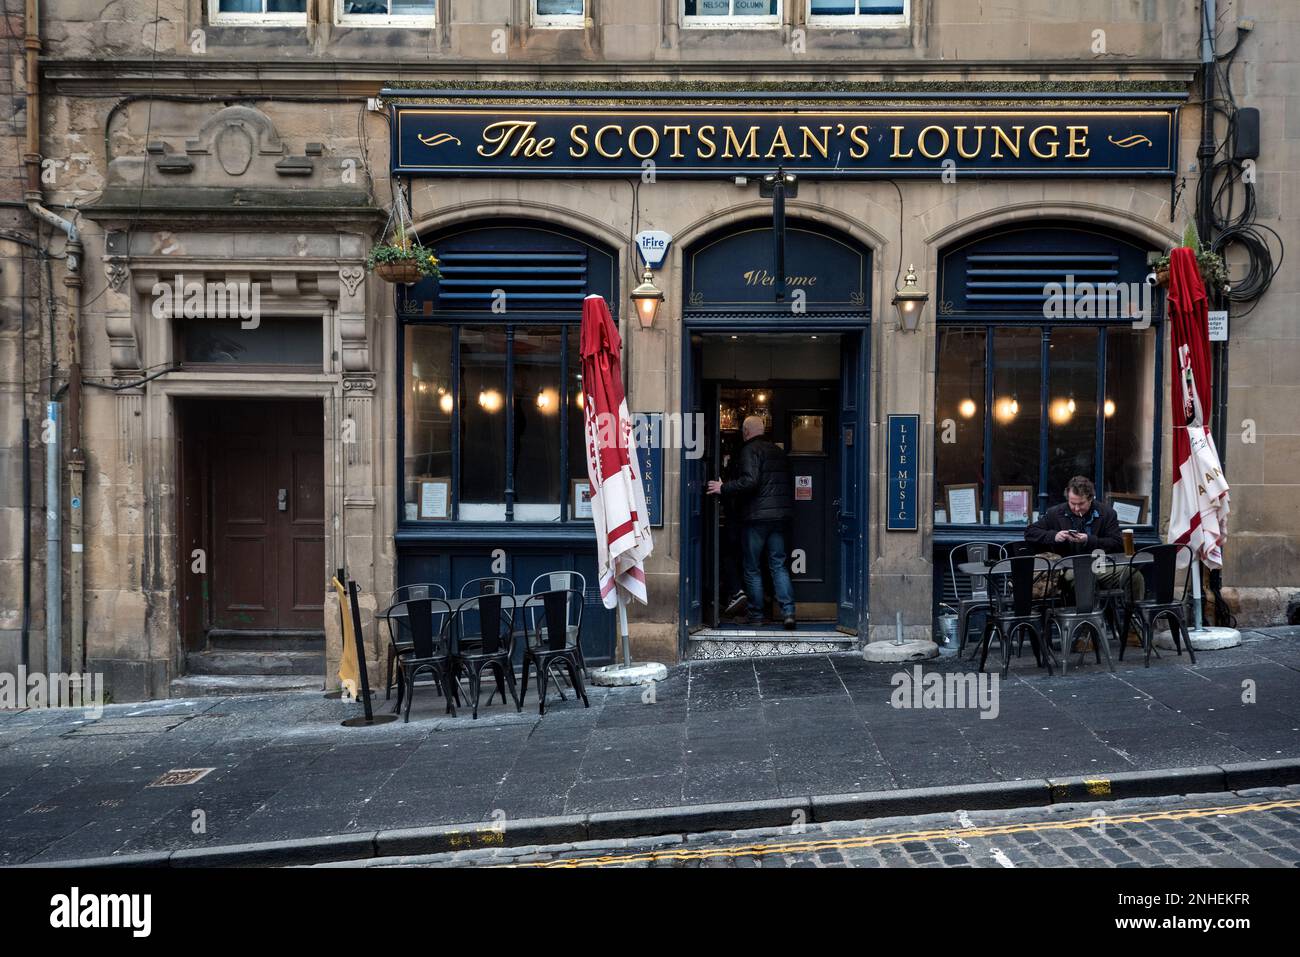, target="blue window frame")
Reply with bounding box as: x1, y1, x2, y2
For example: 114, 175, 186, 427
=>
934, 224, 1164, 530
397, 222, 617, 527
